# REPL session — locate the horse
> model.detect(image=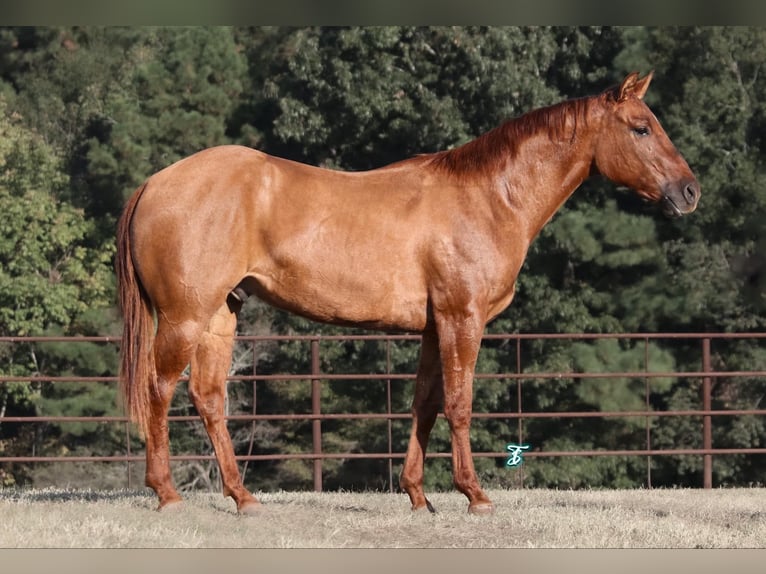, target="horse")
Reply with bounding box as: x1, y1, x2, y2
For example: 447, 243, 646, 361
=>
116, 72, 699, 515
